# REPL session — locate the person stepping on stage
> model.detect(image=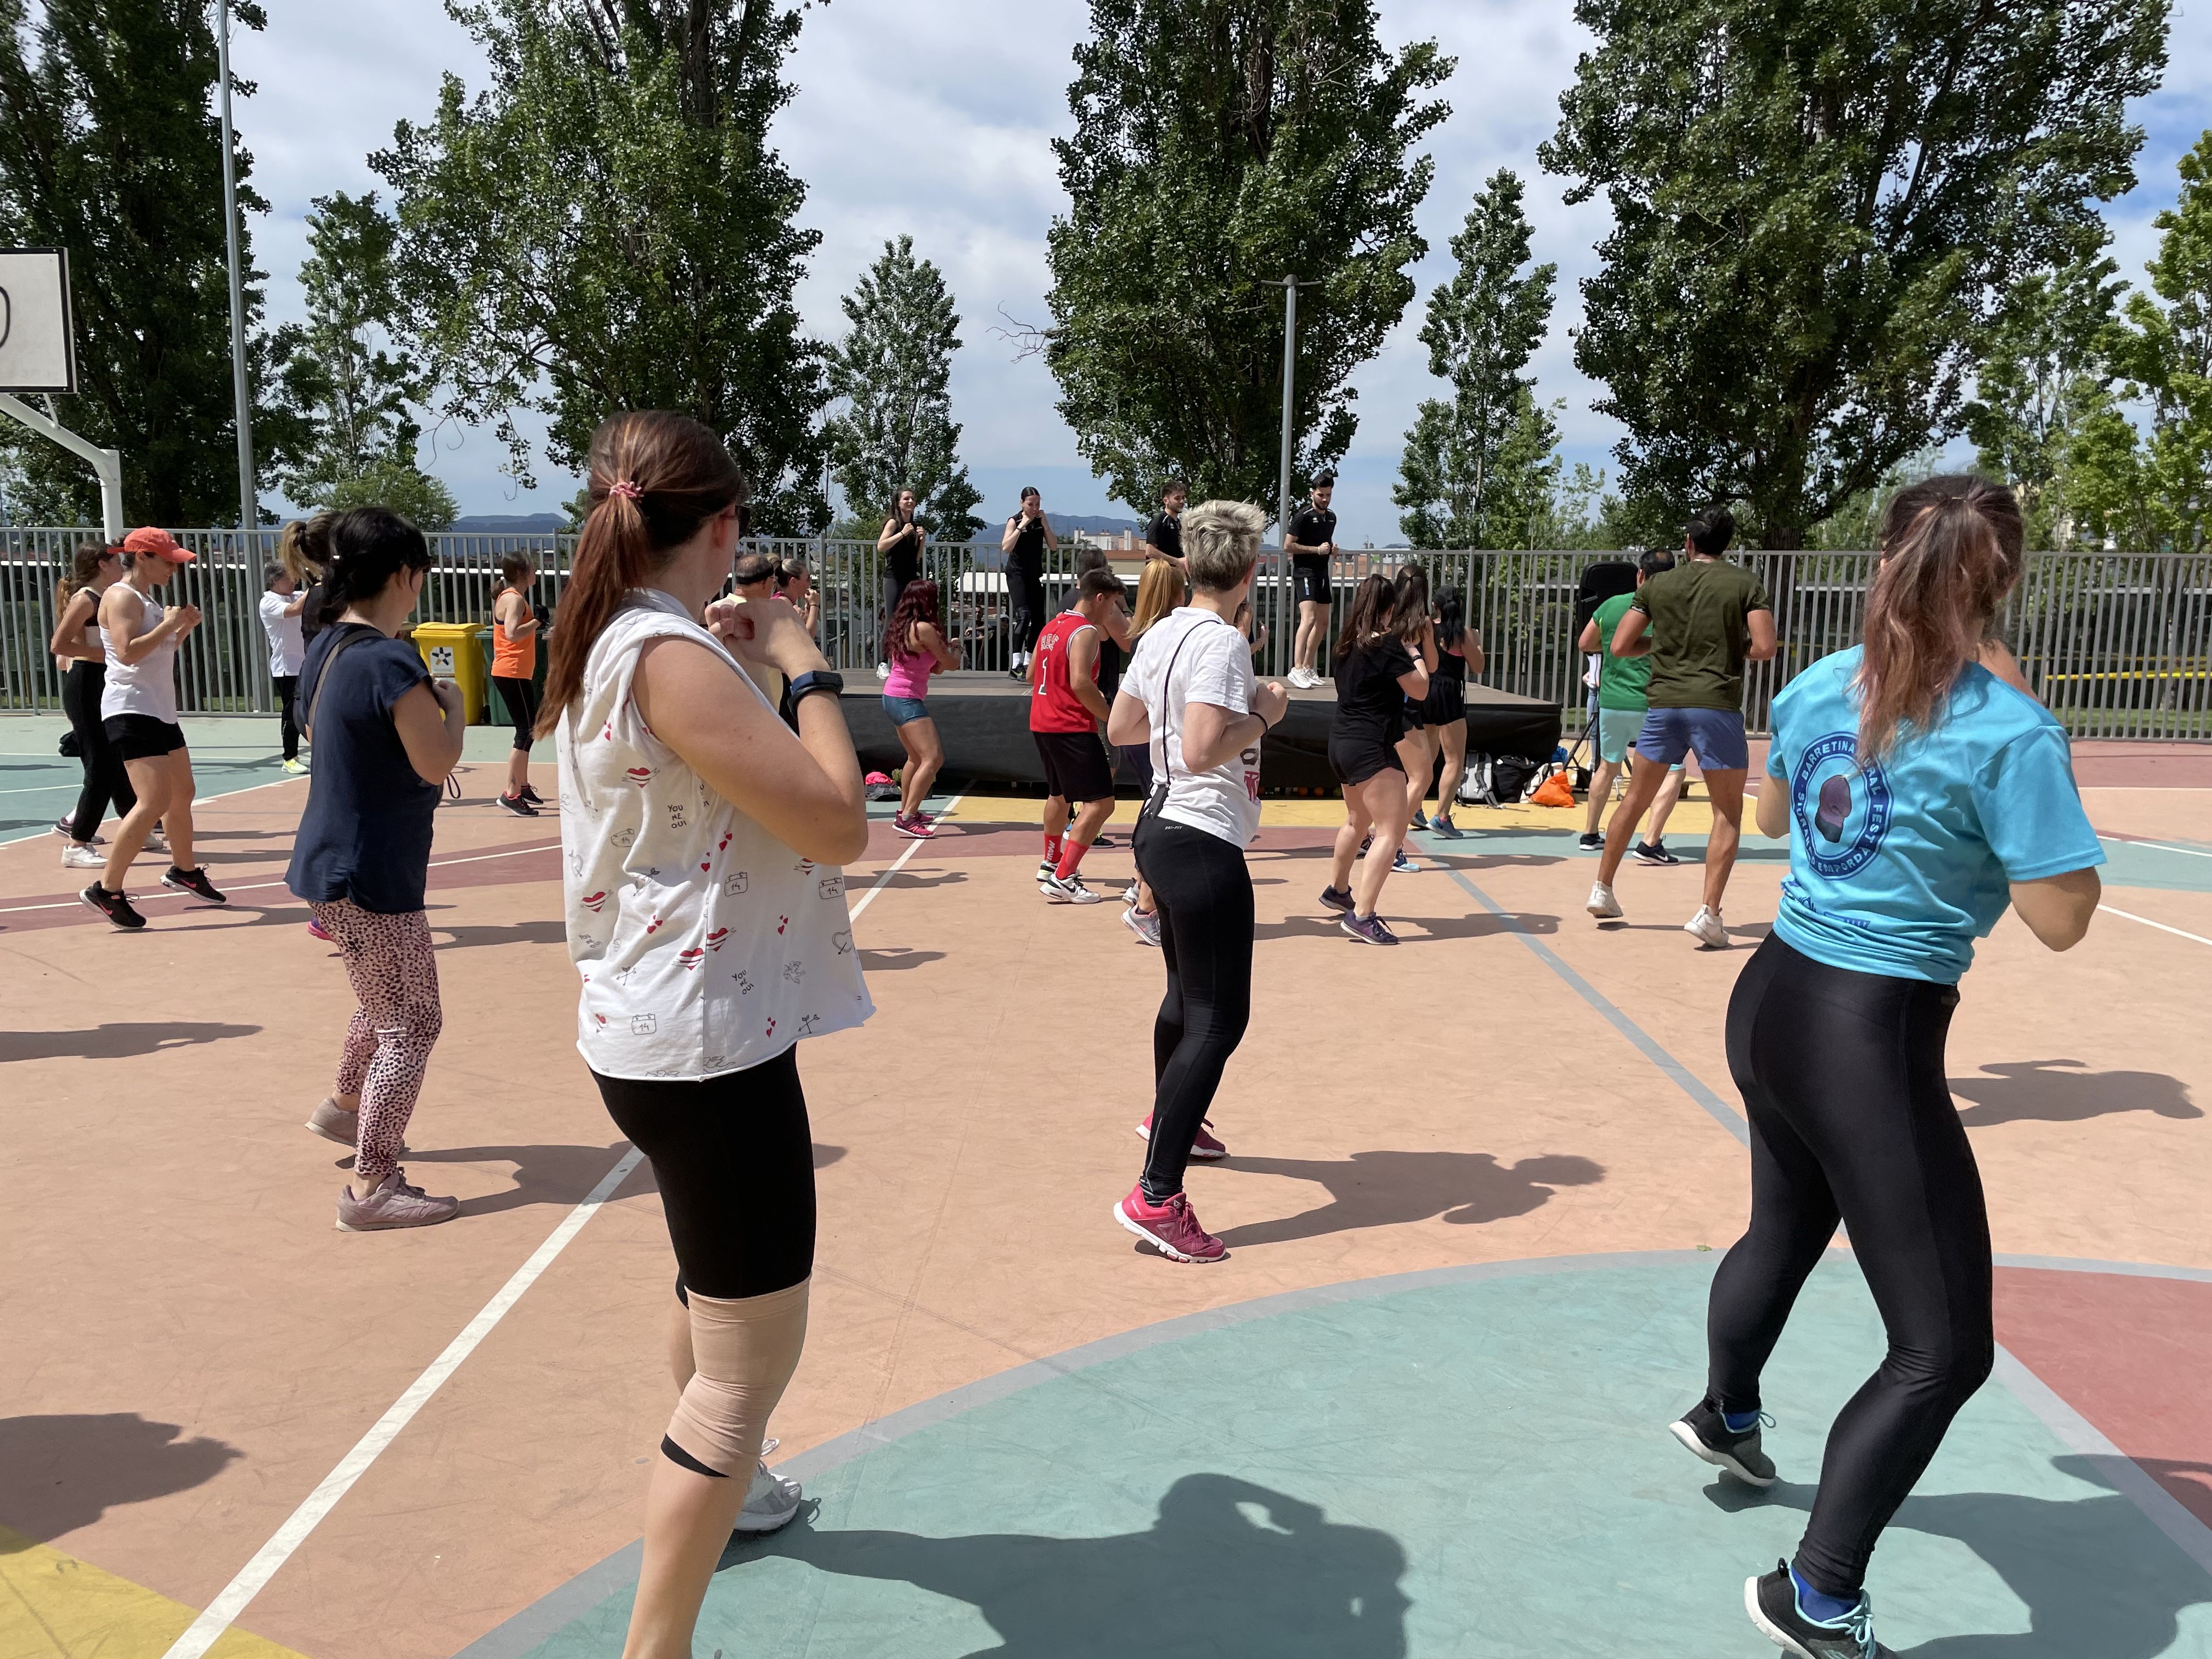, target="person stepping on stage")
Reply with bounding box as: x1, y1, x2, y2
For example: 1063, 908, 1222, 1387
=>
1031, 566, 1131, 905
1668, 477, 2104, 1659
1109, 500, 1287, 1263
